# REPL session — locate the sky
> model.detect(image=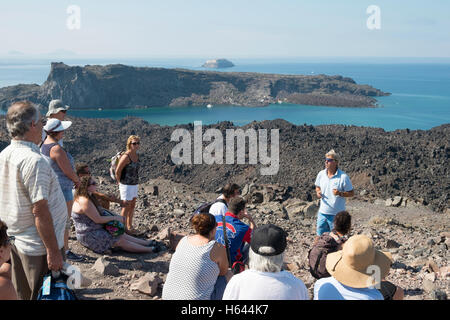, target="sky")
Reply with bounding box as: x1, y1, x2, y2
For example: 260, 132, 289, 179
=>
0, 0, 449, 59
